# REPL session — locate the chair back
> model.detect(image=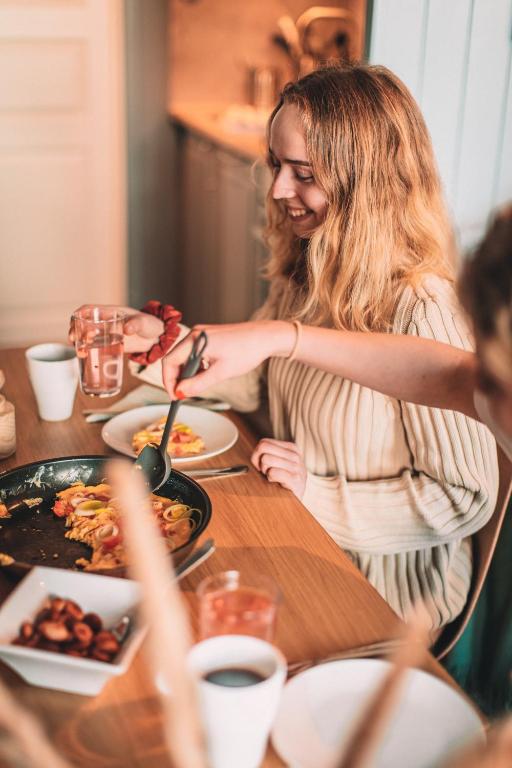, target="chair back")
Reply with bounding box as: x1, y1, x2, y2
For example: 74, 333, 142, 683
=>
434, 446, 512, 660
